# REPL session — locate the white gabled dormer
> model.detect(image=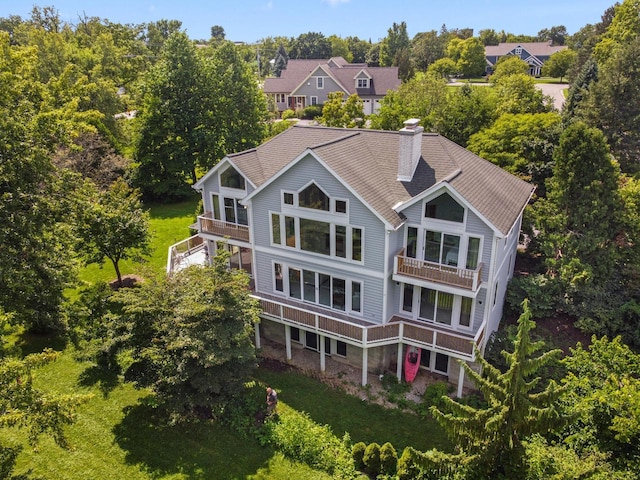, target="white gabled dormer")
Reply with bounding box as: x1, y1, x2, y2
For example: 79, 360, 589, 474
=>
397, 118, 424, 182
354, 69, 372, 89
